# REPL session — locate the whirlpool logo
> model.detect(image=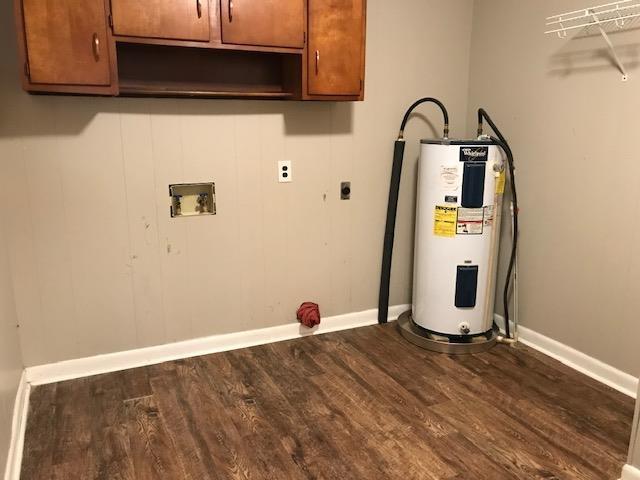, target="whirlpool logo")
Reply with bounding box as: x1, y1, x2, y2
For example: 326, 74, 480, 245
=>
459, 146, 488, 162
